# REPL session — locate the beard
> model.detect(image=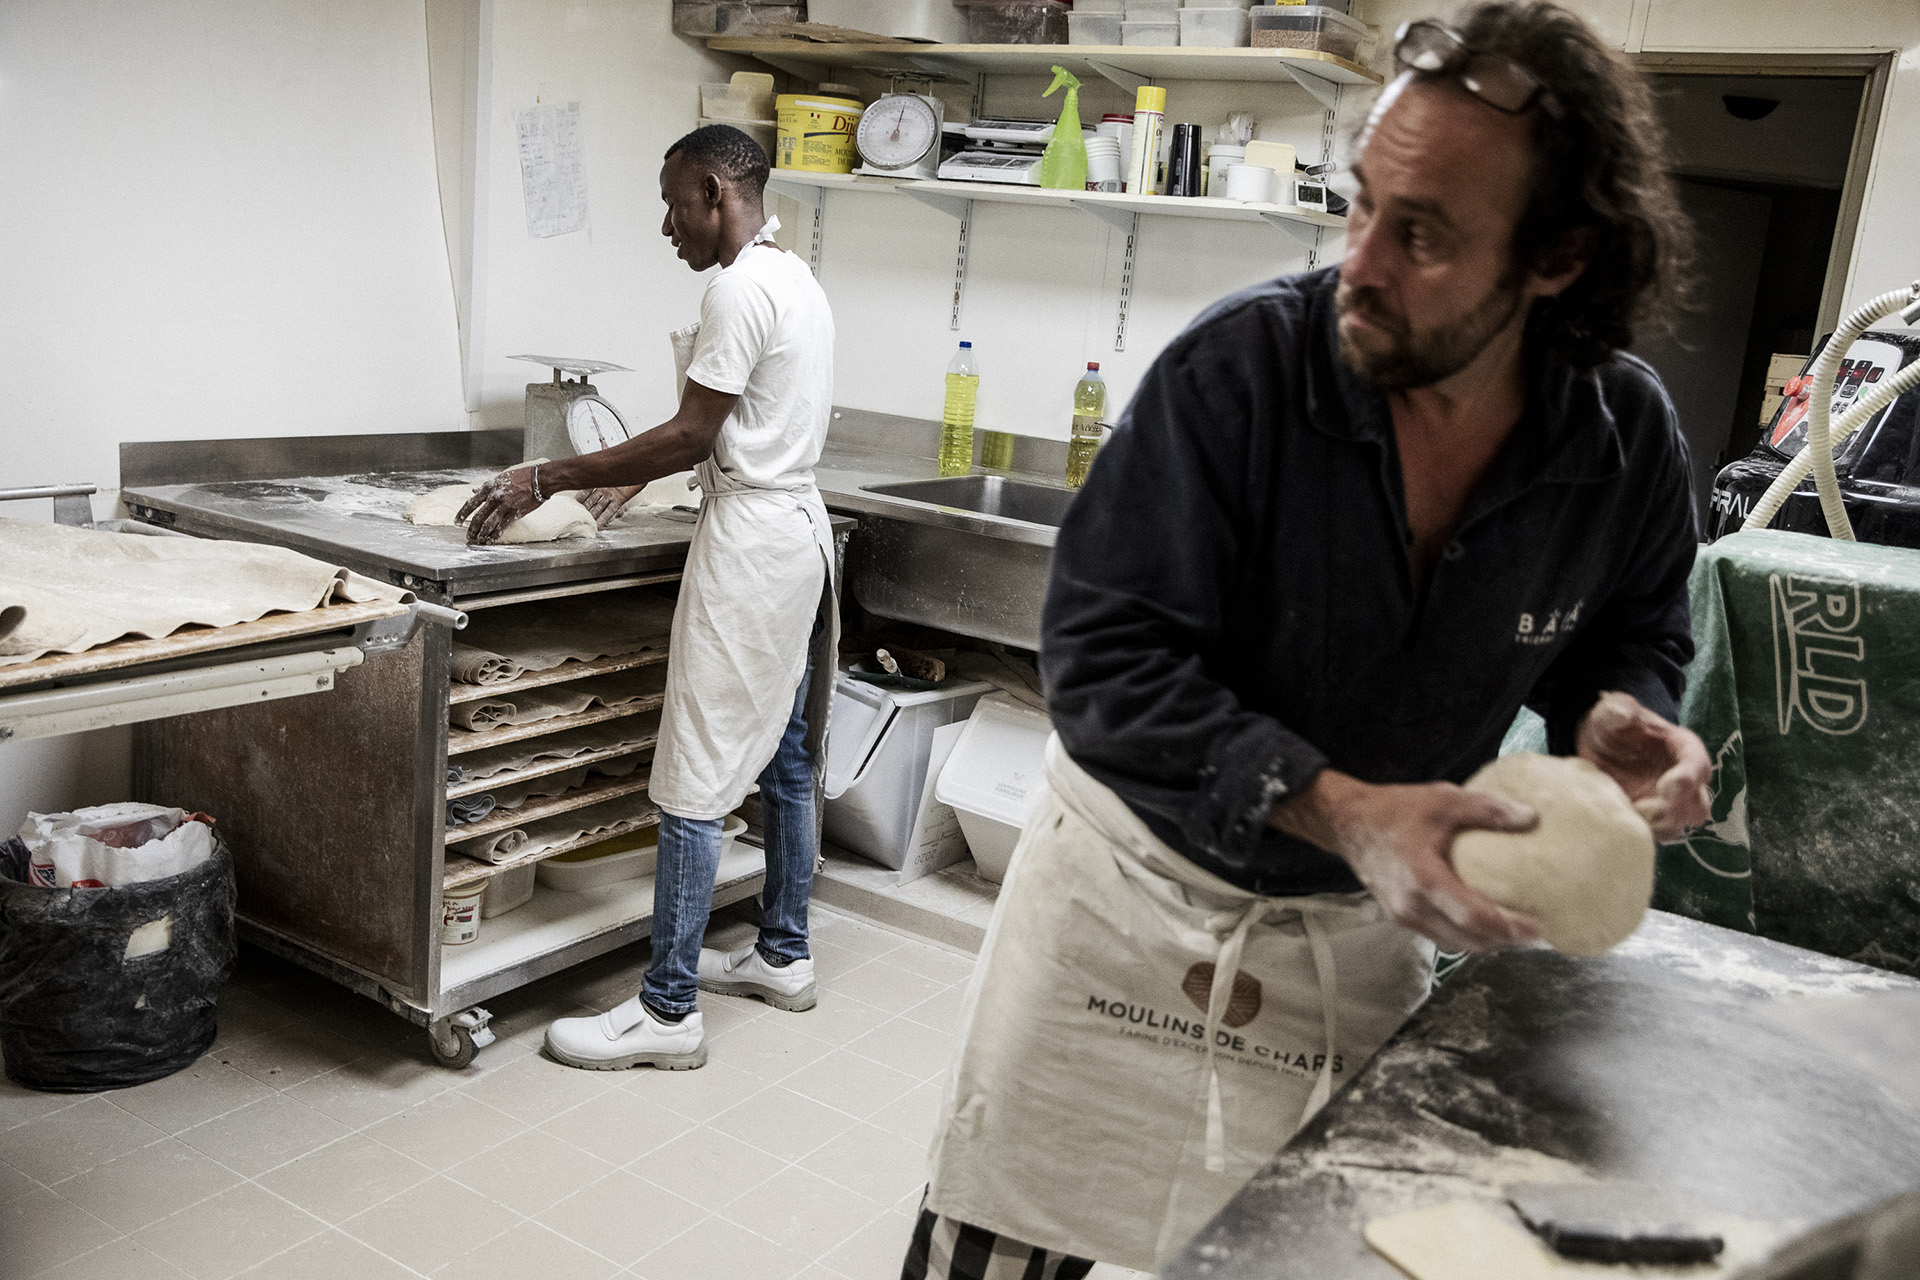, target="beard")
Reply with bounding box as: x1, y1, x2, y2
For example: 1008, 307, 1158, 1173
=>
1335, 269, 1527, 391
